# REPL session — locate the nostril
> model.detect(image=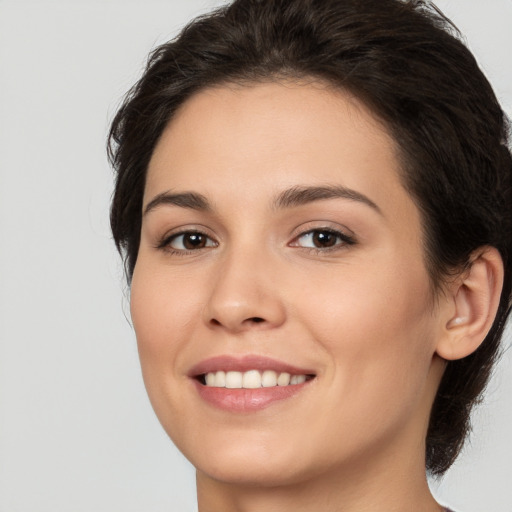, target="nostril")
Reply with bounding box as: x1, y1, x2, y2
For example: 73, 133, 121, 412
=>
207, 315, 272, 330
